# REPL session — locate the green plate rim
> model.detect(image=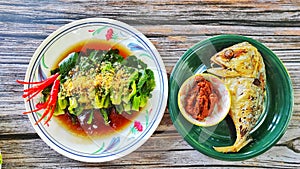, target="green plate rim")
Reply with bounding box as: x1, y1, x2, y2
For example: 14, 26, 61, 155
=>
168, 34, 294, 161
